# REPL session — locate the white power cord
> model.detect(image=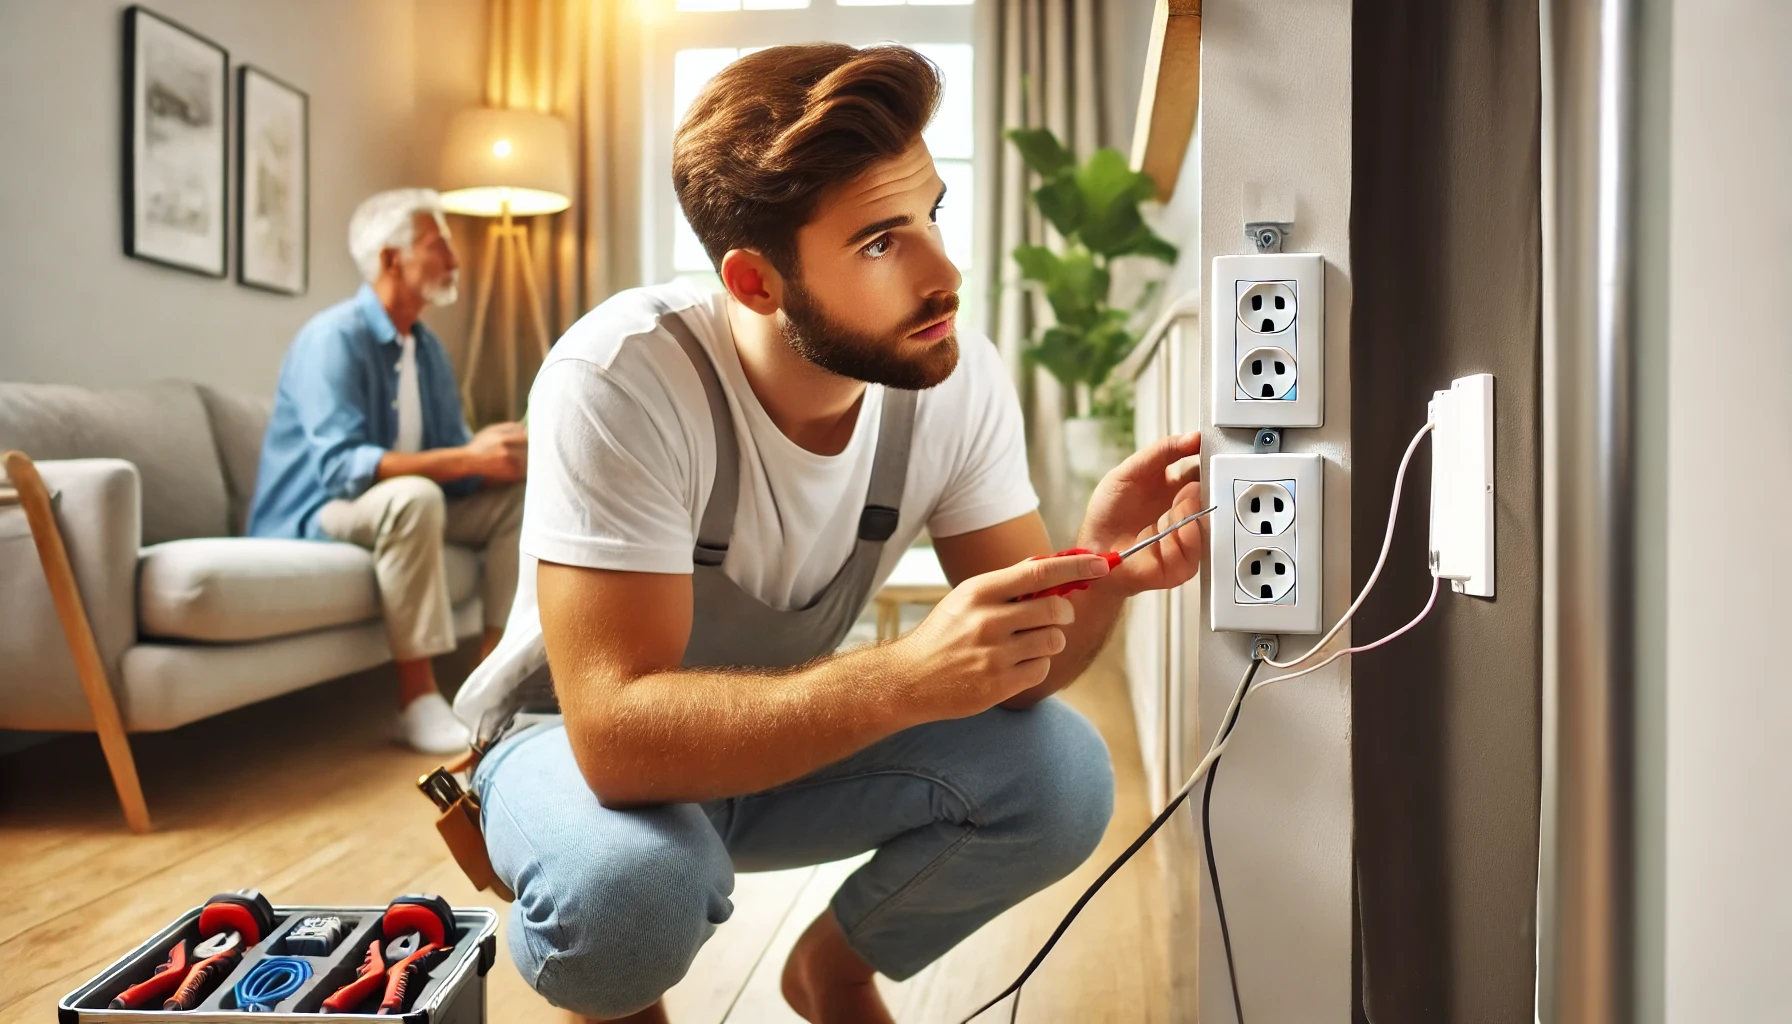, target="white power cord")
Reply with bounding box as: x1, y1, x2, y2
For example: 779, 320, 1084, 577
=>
1262, 420, 1436, 671
1247, 574, 1441, 701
